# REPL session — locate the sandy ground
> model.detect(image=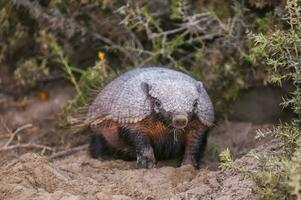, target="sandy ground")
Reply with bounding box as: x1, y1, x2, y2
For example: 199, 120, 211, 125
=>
0, 140, 278, 200
0, 82, 278, 200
